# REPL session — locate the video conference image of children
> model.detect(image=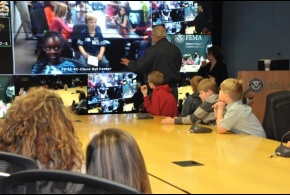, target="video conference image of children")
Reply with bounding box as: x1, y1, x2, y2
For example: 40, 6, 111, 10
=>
152, 1, 212, 35
87, 72, 139, 114
13, 1, 152, 75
